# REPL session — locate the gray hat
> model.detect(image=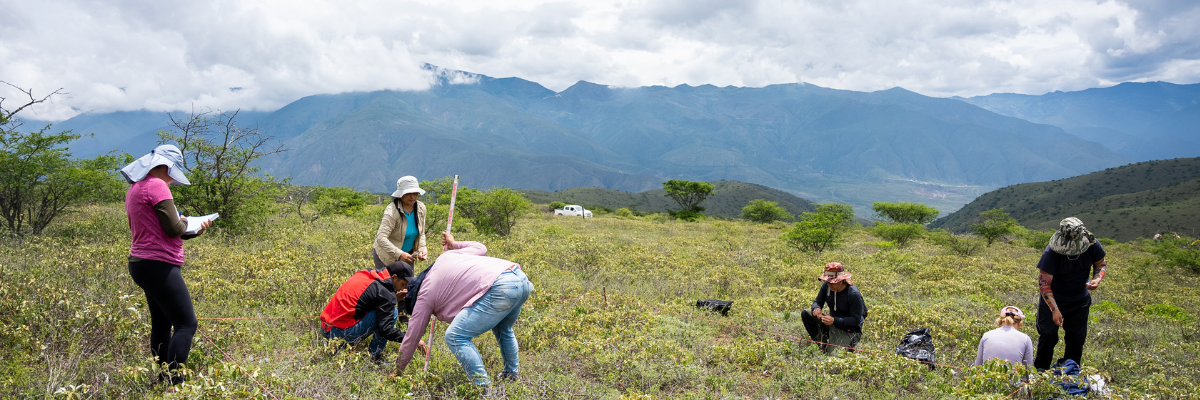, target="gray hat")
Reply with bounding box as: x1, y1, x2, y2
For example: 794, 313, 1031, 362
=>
1048, 217, 1094, 256
391, 176, 425, 198
120, 144, 190, 185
